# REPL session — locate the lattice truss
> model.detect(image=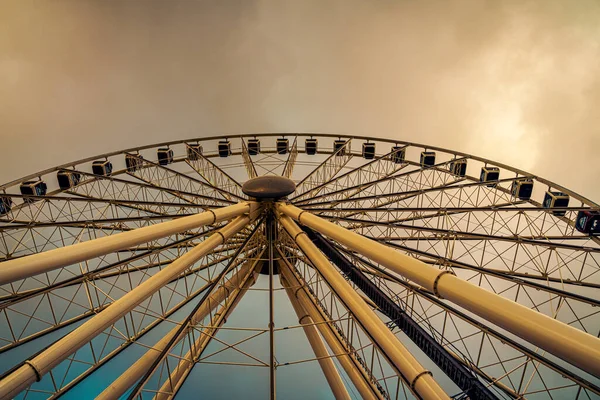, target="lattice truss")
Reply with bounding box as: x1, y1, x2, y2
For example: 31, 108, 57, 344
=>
0, 134, 598, 400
